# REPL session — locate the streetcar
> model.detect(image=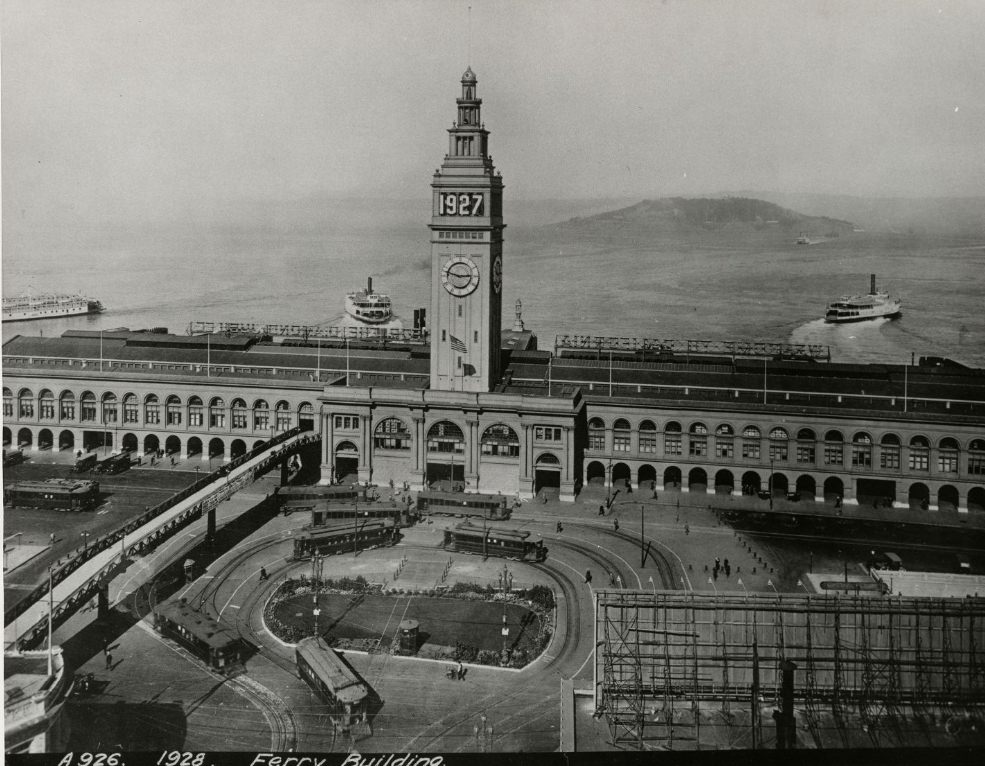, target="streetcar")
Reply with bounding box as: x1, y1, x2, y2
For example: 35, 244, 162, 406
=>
153, 598, 243, 672
416, 490, 511, 521
3, 478, 100, 511
293, 518, 400, 560
3, 449, 26, 467
296, 636, 369, 731
95, 452, 131, 475
73, 453, 99, 472
277, 484, 373, 514
443, 520, 547, 562
305, 500, 405, 528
